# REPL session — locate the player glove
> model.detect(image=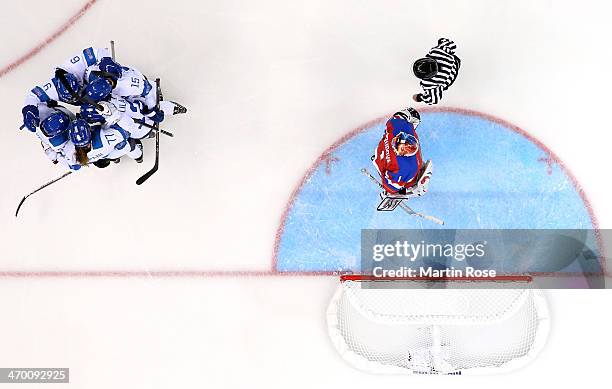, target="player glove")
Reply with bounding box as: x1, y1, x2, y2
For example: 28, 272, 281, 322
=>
22, 105, 40, 132
147, 108, 165, 123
